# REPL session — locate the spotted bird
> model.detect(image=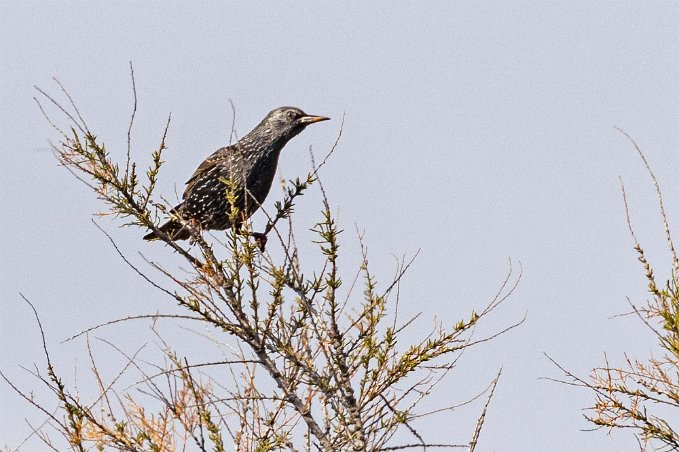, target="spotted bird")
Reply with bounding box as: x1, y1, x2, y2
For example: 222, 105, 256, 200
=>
143, 107, 329, 242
